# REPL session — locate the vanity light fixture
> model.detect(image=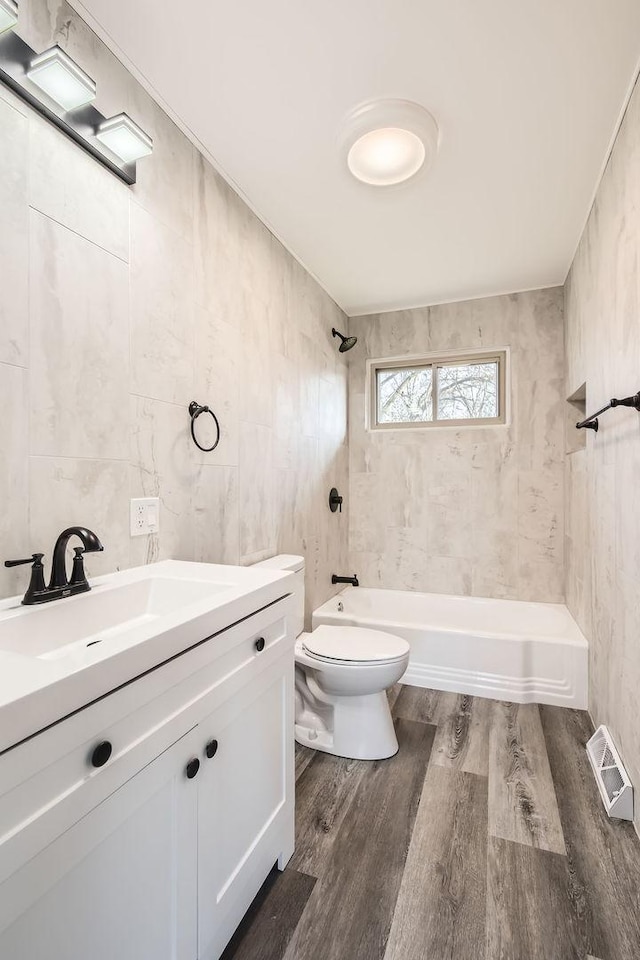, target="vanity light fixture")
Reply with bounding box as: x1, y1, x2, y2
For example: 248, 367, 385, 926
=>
27, 45, 96, 111
341, 99, 439, 187
97, 113, 153, 162
0, 0, 18, 35
0, 28, 152, 183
